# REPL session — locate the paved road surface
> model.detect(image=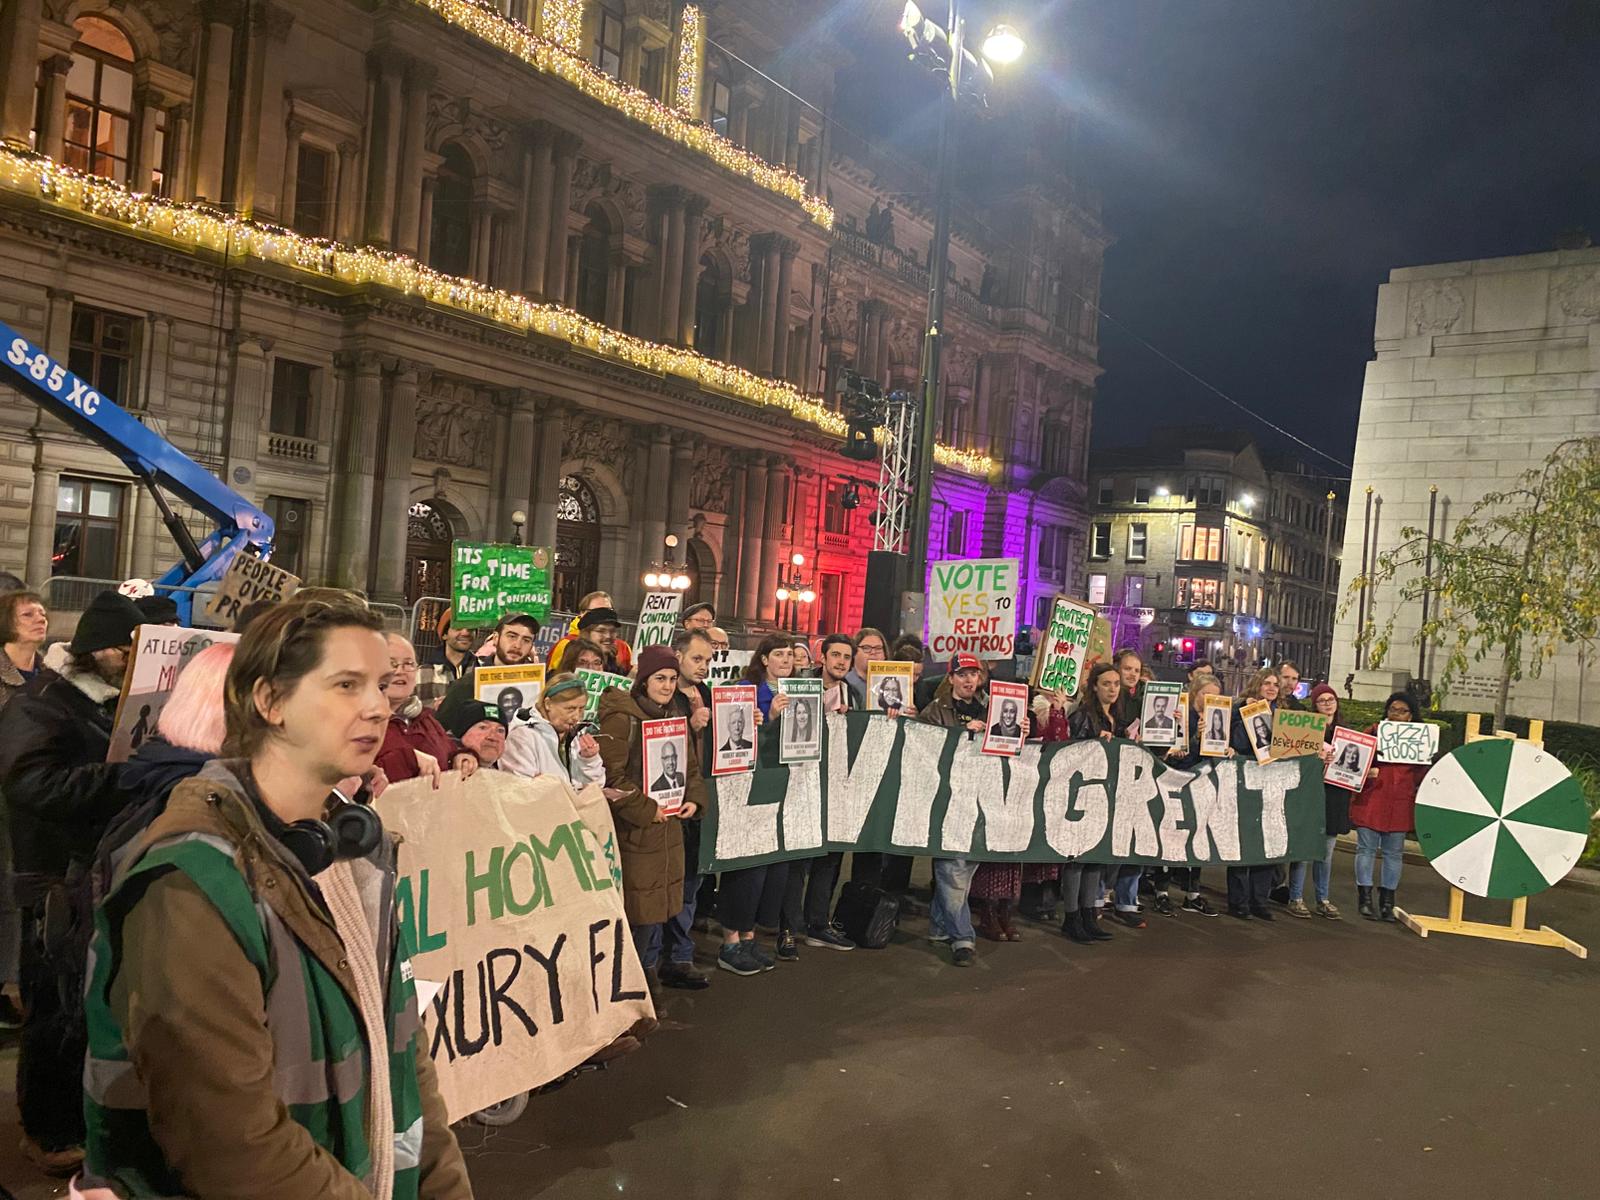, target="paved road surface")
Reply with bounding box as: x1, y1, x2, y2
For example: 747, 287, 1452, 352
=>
3, 853, 1595, 1198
